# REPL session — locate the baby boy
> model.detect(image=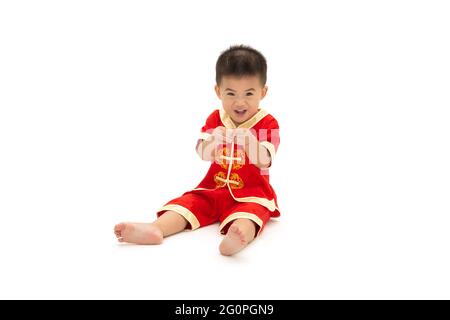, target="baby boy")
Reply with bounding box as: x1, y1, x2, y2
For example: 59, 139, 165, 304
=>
114, 45, 280, 256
